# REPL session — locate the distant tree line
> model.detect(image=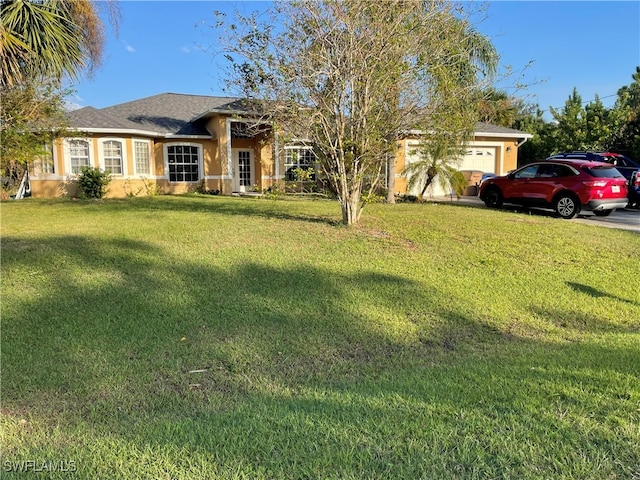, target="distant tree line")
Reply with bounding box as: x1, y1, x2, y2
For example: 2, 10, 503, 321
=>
479, 67, 640, 165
